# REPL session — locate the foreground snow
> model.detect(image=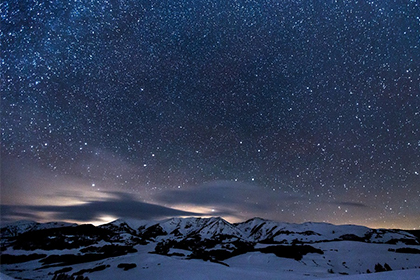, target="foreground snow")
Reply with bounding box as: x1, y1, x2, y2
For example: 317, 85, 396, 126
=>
0, 272, 16, 280
85, 252, 420, 280
1, 266, 419, 280
329, 269, 420, 280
